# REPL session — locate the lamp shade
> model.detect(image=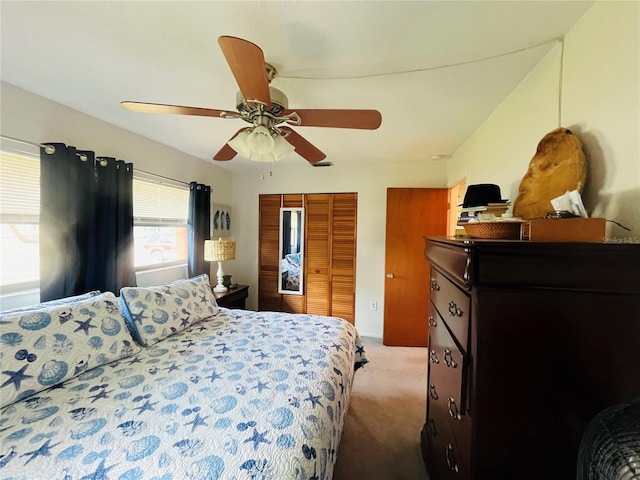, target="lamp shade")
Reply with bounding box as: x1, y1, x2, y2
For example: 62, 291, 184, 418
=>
271, 134, 295, 160
247, 125, 275, 154
204, 238, 236, 262
227, 130, 252, 158
227, 127, 295, 162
